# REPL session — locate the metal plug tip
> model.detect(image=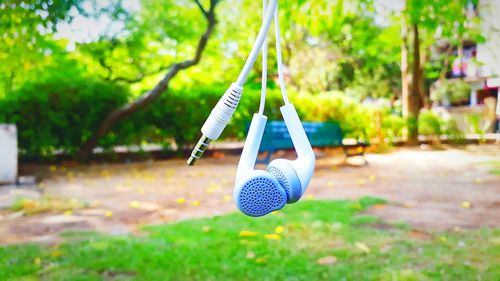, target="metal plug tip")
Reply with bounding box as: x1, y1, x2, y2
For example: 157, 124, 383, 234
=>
186, 135, 211, 166
187, 156, 197, 166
